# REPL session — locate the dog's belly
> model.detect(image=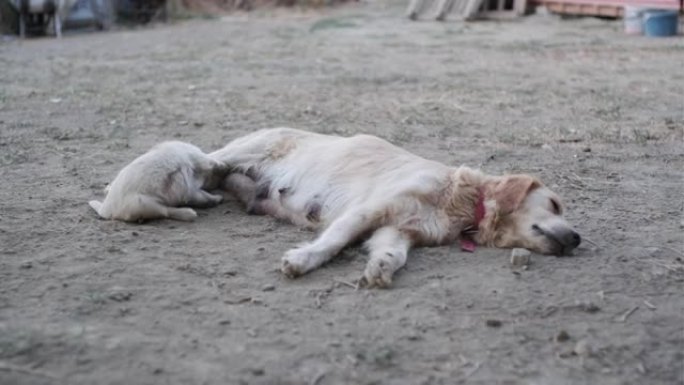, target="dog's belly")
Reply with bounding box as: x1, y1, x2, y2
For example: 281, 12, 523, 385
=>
252, 134, 450, 227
